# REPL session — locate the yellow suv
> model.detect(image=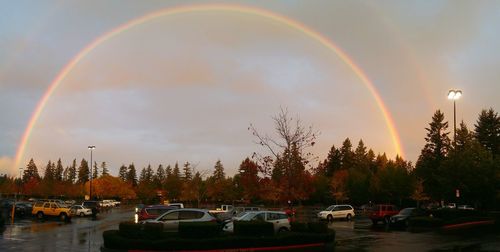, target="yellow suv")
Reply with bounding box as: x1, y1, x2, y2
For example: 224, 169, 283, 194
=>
32, 202, 74, 222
